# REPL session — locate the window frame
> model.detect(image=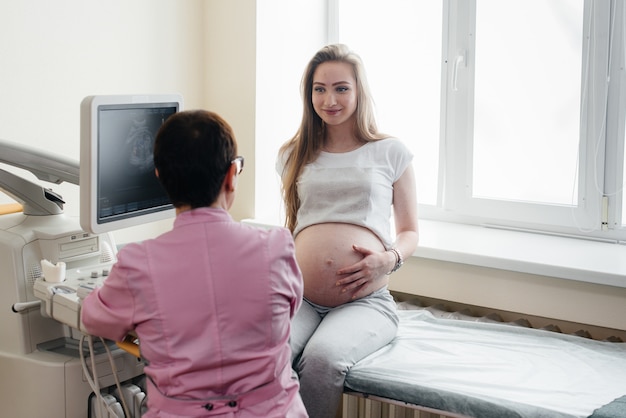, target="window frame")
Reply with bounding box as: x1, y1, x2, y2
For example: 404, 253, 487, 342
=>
605, 0, 626, 234
439, 0, 609, 238
332, 0, 626, 242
